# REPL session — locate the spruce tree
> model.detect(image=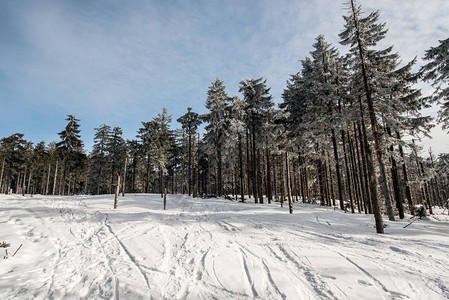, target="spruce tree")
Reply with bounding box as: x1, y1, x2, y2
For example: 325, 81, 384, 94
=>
153, 108, 174, 194
108, 127, 126, 193
203, 78, 231, 196
339, 0, 393, 231
0, 133, 28, 193
420, 37, 449, 131
177, 107, 202, 196
90, 124, 112, 194
56, 115, 86, 195
230, 96, 247, 202
239, 77, 274, 203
